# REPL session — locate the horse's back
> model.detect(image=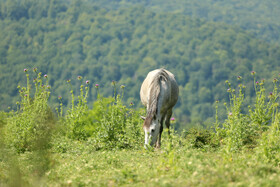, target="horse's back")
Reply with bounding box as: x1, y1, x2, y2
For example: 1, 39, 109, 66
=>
140, 69, 178, 107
